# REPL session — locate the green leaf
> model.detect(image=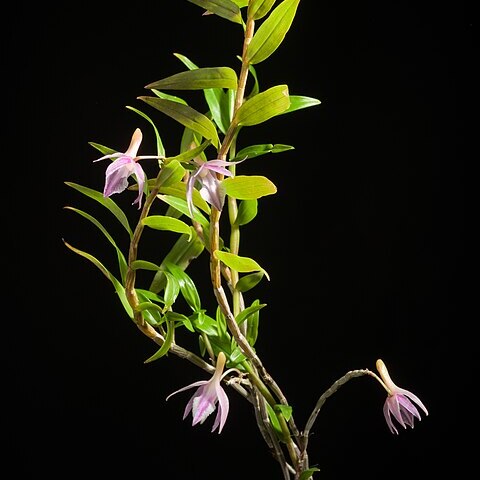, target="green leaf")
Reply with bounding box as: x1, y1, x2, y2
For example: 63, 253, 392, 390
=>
165, 262, 202, 312
163, 271, 180, 311
299, 468, 321, 480
125, 105, 165, 157
191, 311, 218, 336
151, 89, 188, 105
149, 230, 205, 294
167, 140, 211, 165
234, 85, 290, 126
234, 143, 294, 160
234, 199, 258, 226
157, 194, 210, 228
65, 182, 133, 238
283, 95, 321, 114
156, 160, 185, 188
214, 250, 270, 280
266, 402, 284, 438
247, 0, 276, 20
145, 67, 238, 91
275, 404, 293, 421
159, 182, 211, 214
138, 96, 219, 148
63, 207, 128, 284
222, 175, 277, 200
130, 260, 161, 271
236, 271, 264, 292
187, 0, 243, 24
144, 320, 175, 363
246, 299, 261, 346
247, 0, 300, 64
63, 241, 133, 318
231, 0, 248, 6
142, 215, 192, 240
173, 53, 234, 135
235, 303, 266, 325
